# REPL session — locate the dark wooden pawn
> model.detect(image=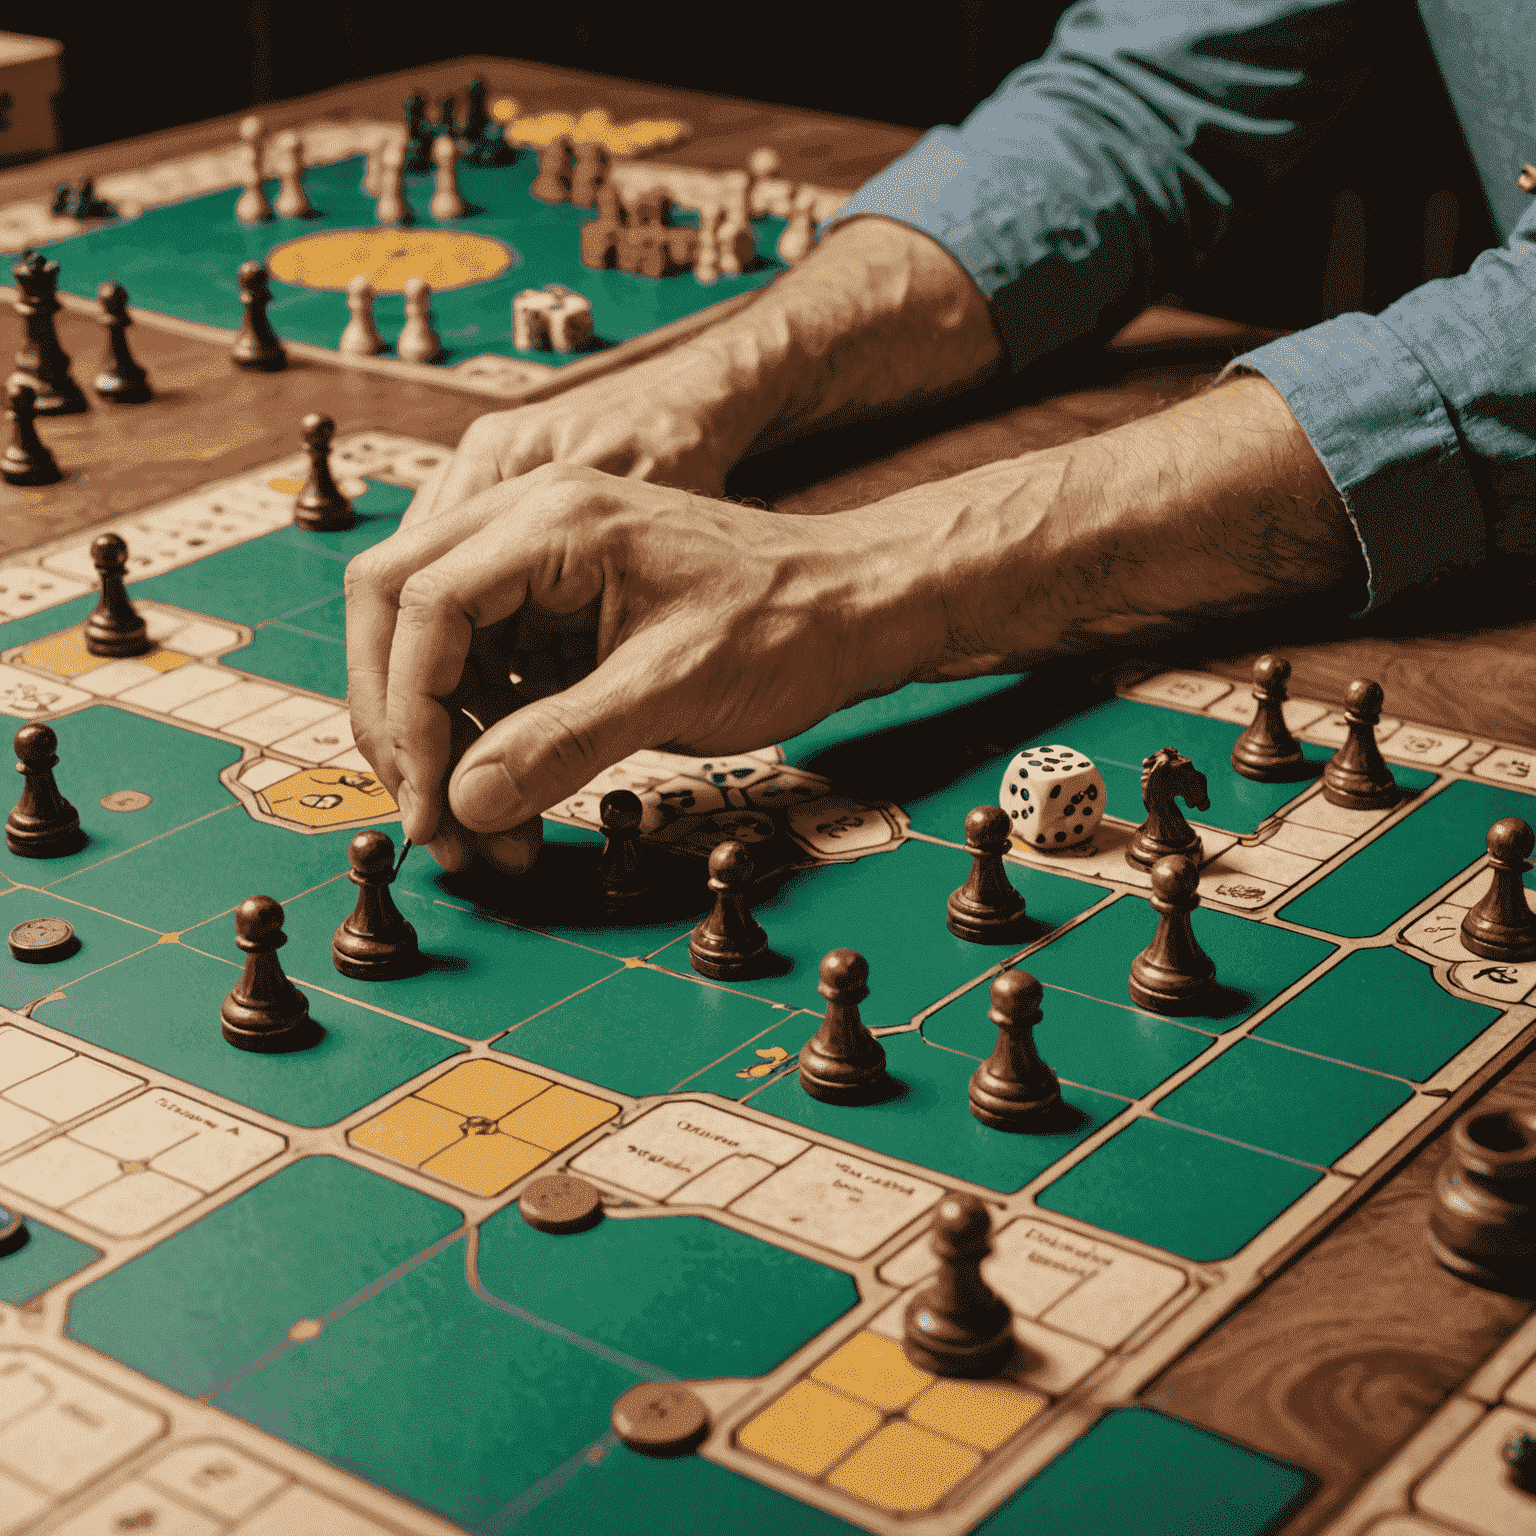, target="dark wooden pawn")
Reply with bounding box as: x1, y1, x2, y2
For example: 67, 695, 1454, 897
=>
947, 804, 1027, 943
221, 895, 319, 1053
596, 789, 647, 909
1461, 818, 1536, 962
688, 839, 768, 980
294, 412, 355, 531
1128, 854, 1216, 1014
1427, 1106, 1536, 1290
968, 970, 1063, 1131
5, 723, 84, 859
1503, 1430, 1536, 1492
92, 282, 152, 404
10, 249, 87, 415
1231, 654, 1305, 782
799, 949, 887, 1104
902, 1192, 1015, 1378
1322, 679, 1398, 810
333, 829, 419, 979
2, 381, 61, 486
84, 532, 151, 657
230, 261, 287, 372
403, 89, 432, 172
